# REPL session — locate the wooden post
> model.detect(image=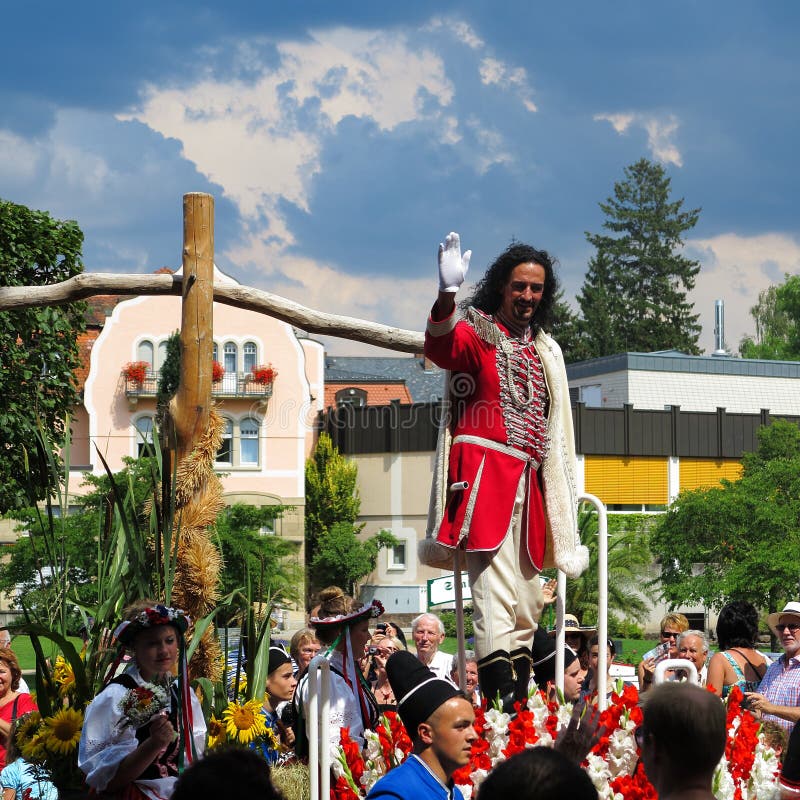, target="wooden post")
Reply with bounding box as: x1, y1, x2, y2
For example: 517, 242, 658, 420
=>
172, 192, 214, 462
